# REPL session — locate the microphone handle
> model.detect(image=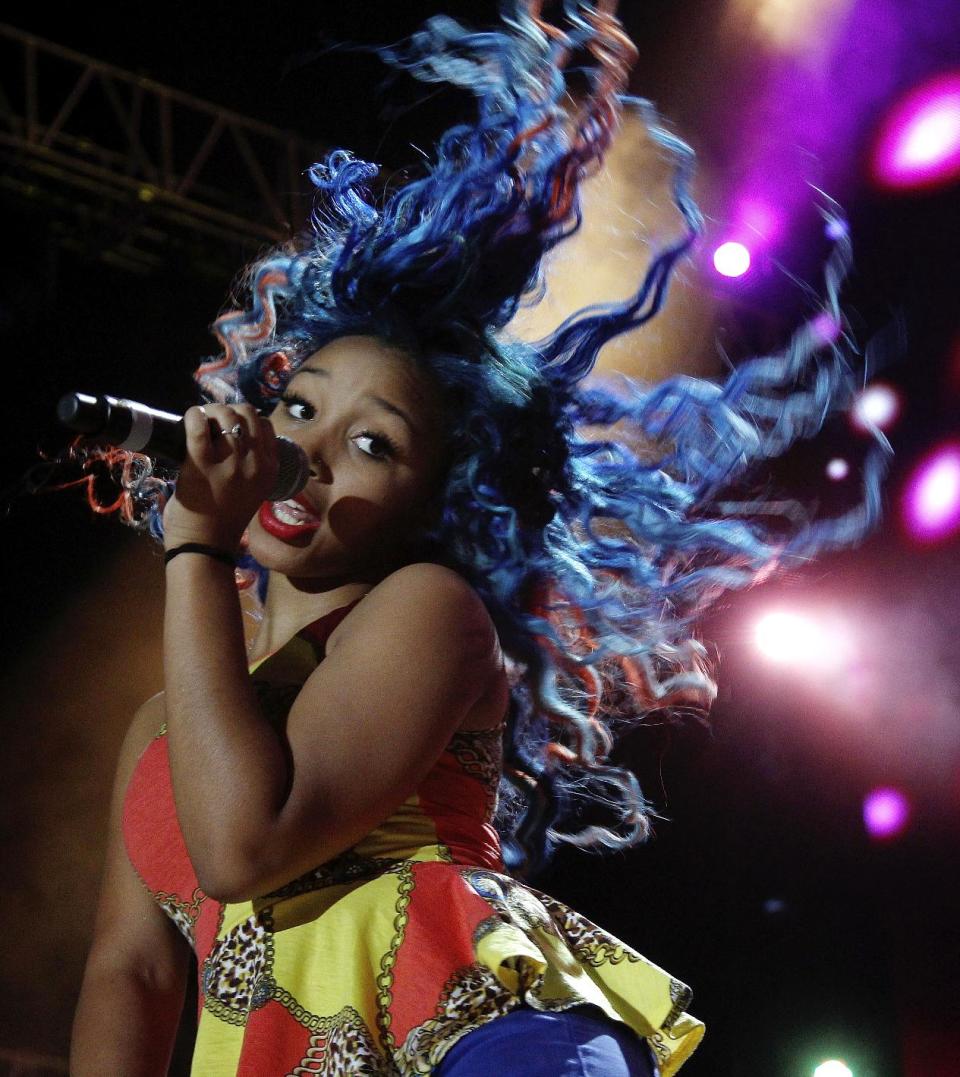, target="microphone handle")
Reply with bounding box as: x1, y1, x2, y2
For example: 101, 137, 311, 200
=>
56, 392, 309, 501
